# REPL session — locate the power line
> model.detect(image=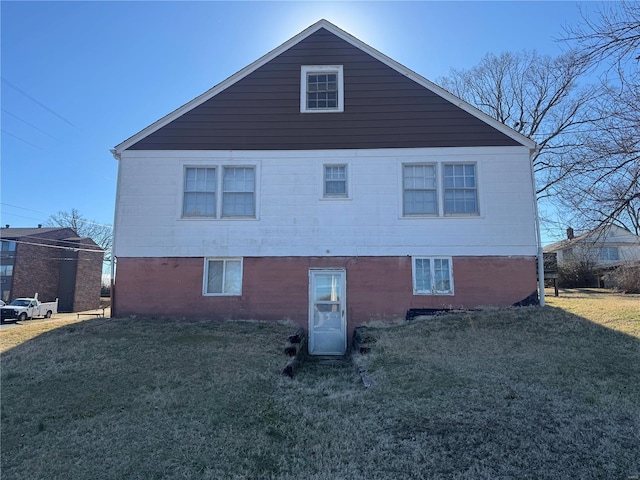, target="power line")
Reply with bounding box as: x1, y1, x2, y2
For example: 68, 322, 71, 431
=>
1, 77, 79, 130
1, 108, 58, 139
1, 129, 46, 151
1, 238, 104, 254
